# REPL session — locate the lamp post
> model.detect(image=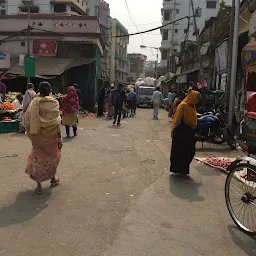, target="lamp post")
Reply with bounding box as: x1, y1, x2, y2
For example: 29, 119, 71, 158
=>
140, 45, 159, 79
